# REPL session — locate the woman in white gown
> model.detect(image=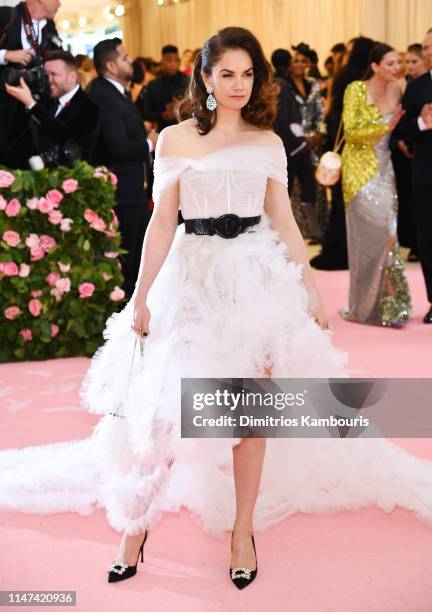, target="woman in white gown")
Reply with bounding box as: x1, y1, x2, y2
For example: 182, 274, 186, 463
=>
2, 27, 432, 590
